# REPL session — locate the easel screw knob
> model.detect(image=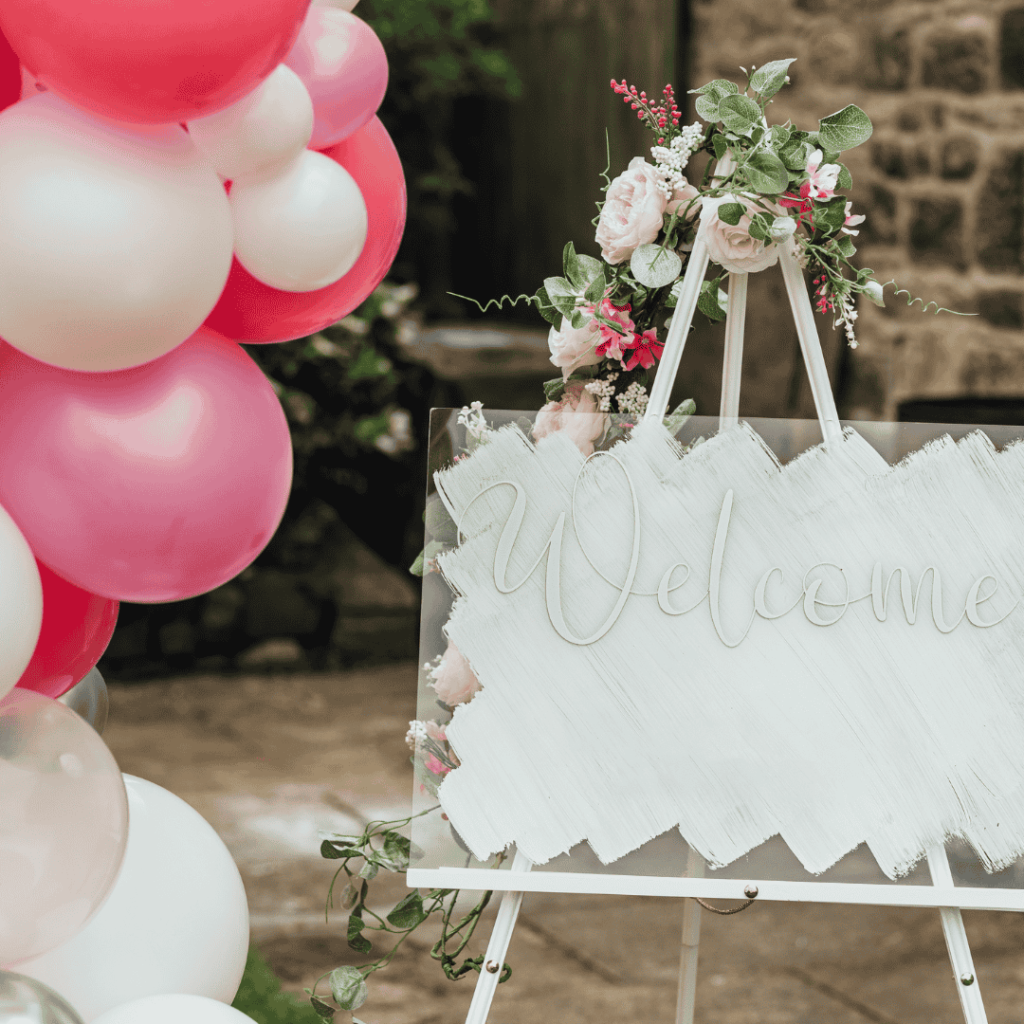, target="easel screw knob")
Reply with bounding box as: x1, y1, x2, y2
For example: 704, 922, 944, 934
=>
485, 960, 500, 974
960, 972, 975, 987
743, 884, 759, 899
